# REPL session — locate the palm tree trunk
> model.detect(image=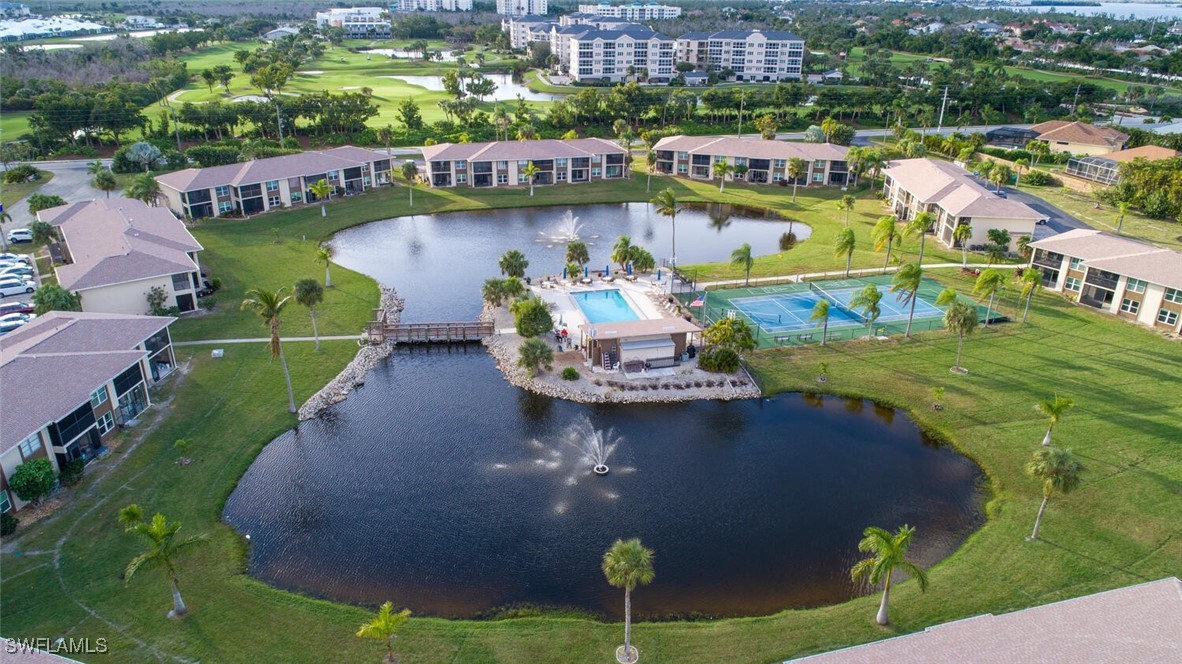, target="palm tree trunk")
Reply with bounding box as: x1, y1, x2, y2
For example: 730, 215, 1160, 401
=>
529, 181, 534, 196
905, 293, 917, 337
646, 172, 651, 193
408, 184, 413, 207
1042, 423, 1053, 446
1023, 291, 1033, 323
955, 332, 965, 370
719, 179, 725, 193
1030, 494, 1050, 539
876, 573, 892, 625
310, 308, 320, 351
986, 292, 996, 327
170, 576, 188, 617
622, 587, 636, 662
821, 319, 828, 346
882, 238, 892, 274
918, 232, 927, 264
325, 266, 332, 288
278, 341, 296, 414
792, 181, 798, 202
845, 253, 852, 277
670, 214, 676, 267
320, 203, 326, 217
745, 265, 750, 287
